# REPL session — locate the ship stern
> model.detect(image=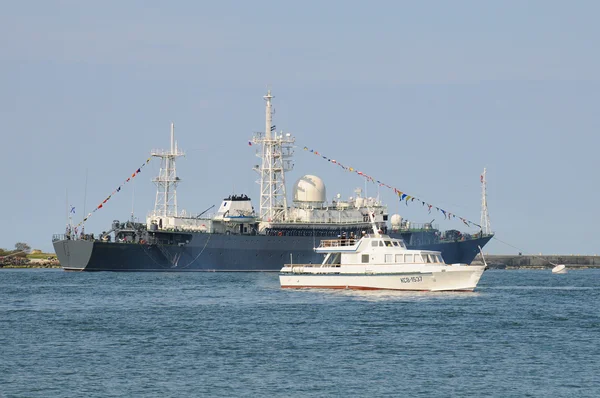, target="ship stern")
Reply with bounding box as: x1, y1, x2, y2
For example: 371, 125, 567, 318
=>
53, 238, 95, 271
